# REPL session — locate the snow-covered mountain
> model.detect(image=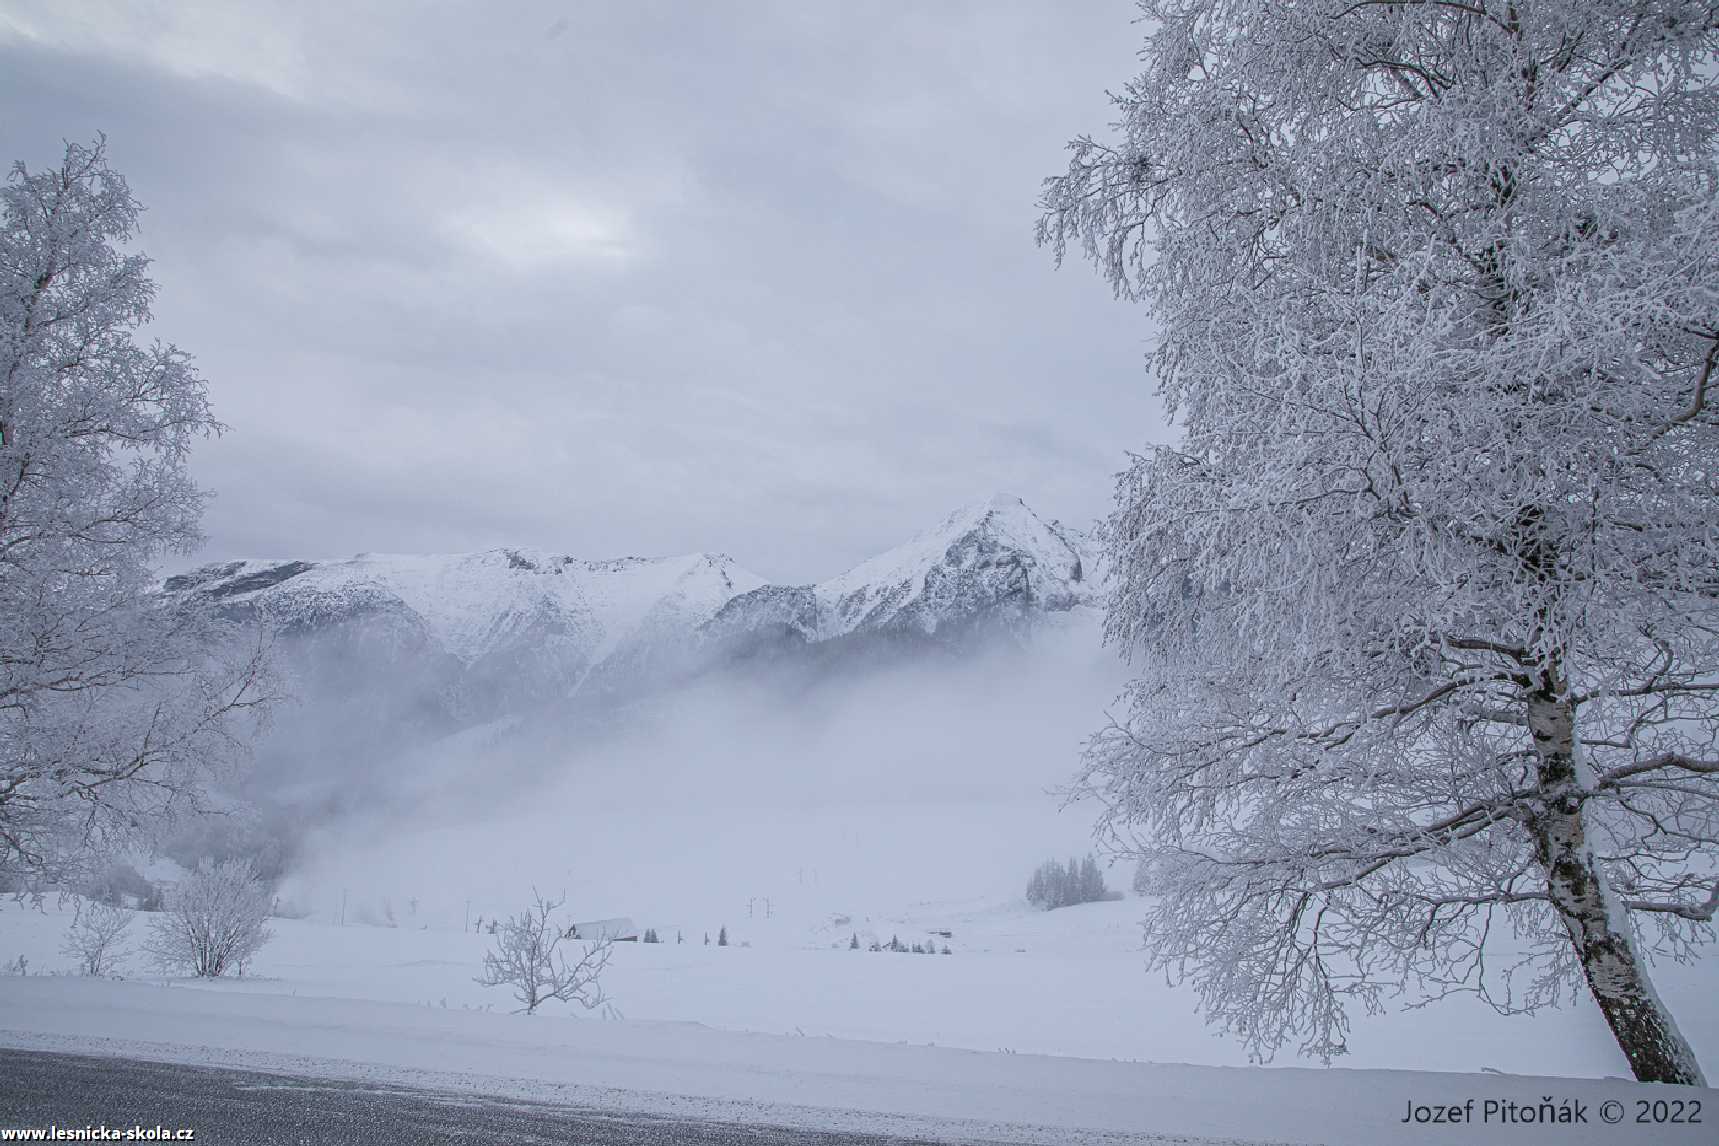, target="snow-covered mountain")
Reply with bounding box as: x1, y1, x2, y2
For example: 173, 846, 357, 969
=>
167, 546, 763, 679
169, 494, 1093, 682
163, 495, 1098, 775
702, 494, 1093, 656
